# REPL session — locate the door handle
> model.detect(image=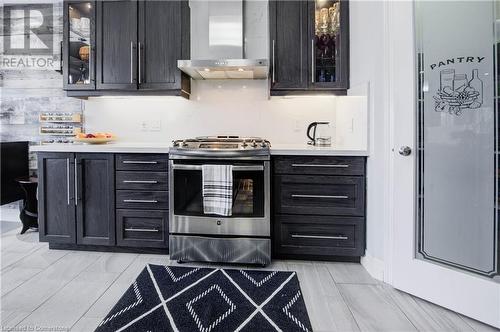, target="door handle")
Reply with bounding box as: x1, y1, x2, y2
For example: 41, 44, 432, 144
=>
138, 42, 142, 84
66, 158, 70, 205
399, 146, 412, 156
311, 39, 315, 83
74, 158, 78, 206
291, 234, 348, 240
272, 39, 276, 84
291, 194, 349, 199
130, 41, 134, 84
